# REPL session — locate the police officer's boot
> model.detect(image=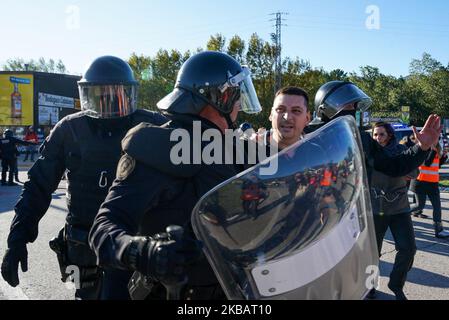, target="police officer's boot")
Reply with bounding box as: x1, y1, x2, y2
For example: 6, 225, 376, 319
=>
15, 171, 21, 183
7, 172, 17, 186
1, 171, 7, 186
387, 283, 407, 300
435, 222, 449, 238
